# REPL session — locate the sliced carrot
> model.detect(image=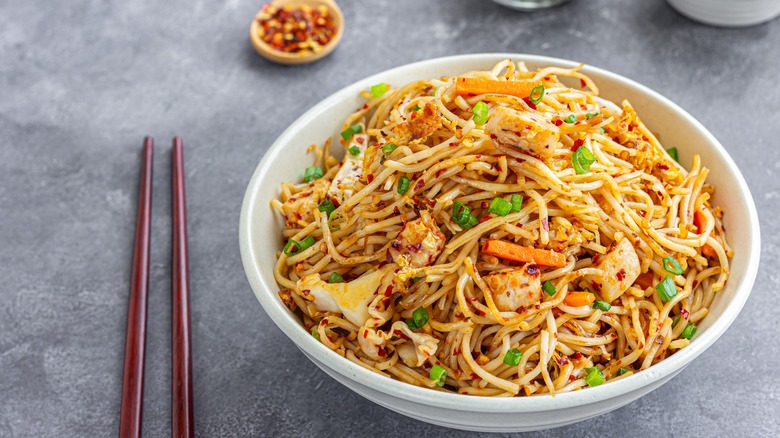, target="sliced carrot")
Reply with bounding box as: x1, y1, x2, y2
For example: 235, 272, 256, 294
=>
481, 239, 567, 268
564, 292, 596, 307
634, 272, 654, 290
455, 77, 542, 99
693, 209, 717, 258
